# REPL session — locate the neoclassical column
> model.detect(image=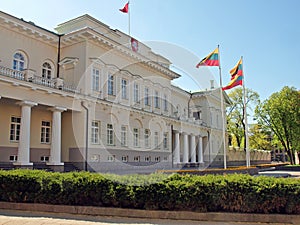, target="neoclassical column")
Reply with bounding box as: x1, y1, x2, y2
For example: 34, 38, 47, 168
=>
15, 101, 37, 166
198, 136, 204, 163
208, 133, 213, 162
190, 134, 196, 163
173, 131, 180, 164
182, 132, 189, 163
47, 106, 66, 166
